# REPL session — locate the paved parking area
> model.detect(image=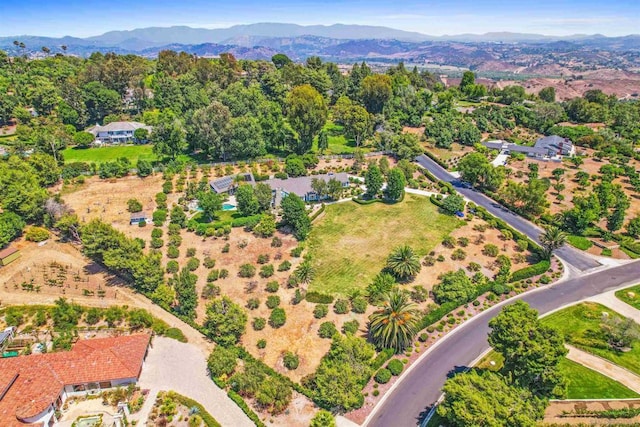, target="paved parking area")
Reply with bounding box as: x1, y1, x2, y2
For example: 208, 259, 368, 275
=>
137, 337, 254, 427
